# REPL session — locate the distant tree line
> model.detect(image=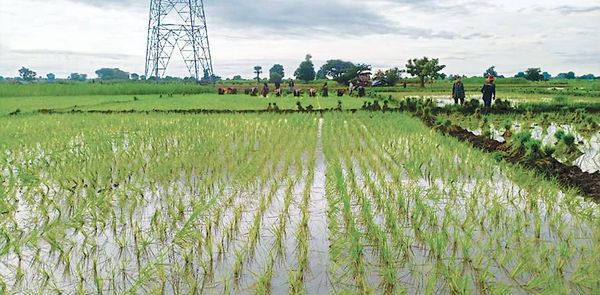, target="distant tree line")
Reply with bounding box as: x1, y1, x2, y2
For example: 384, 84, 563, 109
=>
2, 63, 597, 85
